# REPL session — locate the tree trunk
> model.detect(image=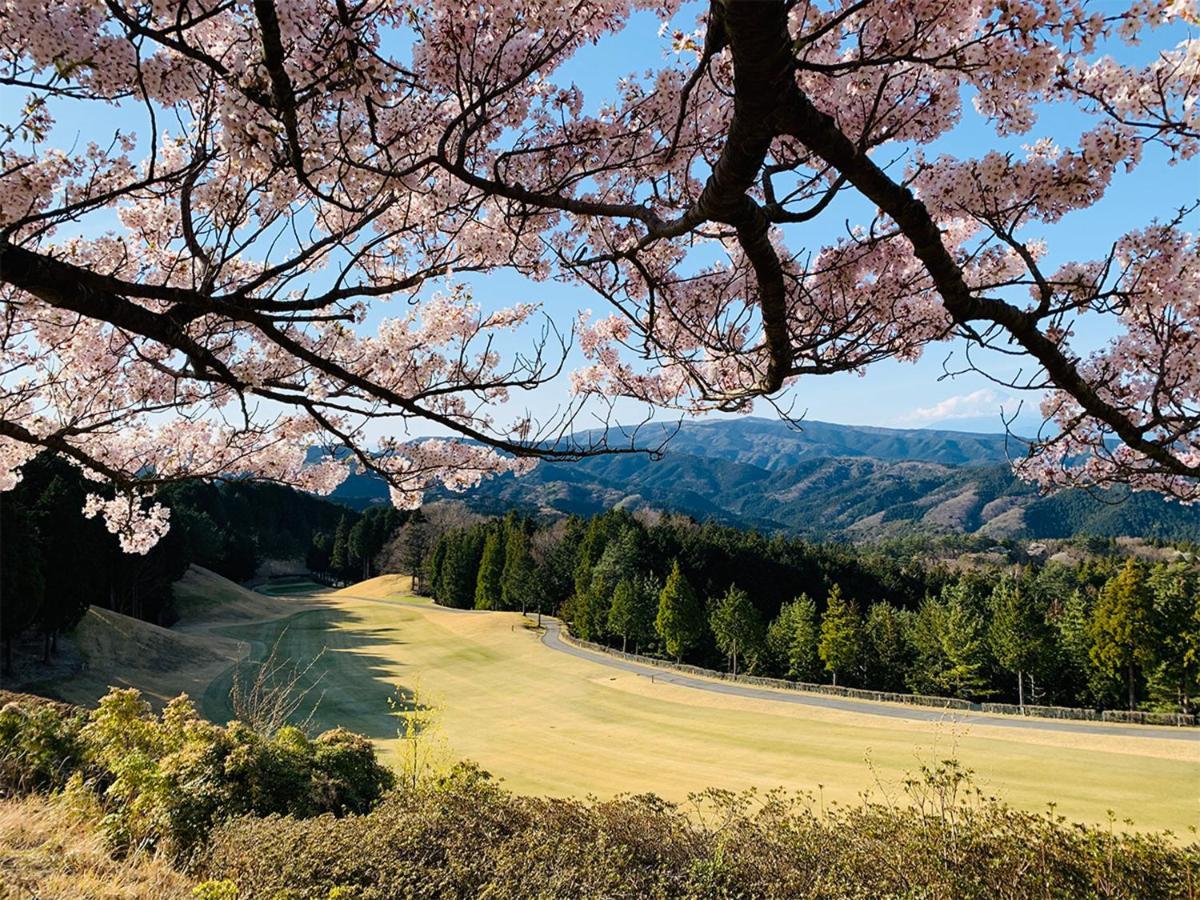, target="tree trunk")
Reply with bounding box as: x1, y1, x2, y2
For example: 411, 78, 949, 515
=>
42, 631, 51, 665
1017, 670, 1024, 709
1128, 662, 1137, 711
832, 671, 838, 687
621, 635, 627, 653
